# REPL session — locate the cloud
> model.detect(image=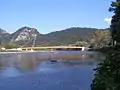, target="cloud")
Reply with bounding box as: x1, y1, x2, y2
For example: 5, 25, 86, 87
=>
104, 17, 112, 24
